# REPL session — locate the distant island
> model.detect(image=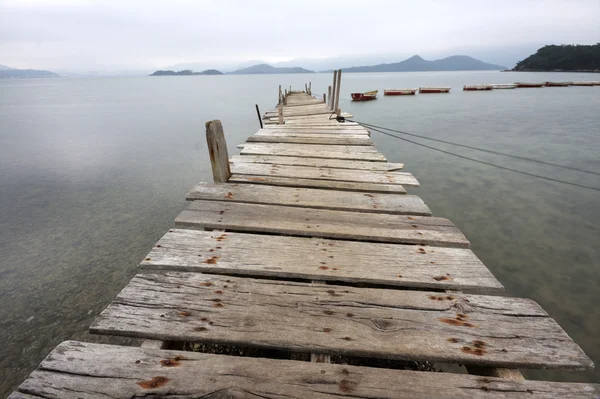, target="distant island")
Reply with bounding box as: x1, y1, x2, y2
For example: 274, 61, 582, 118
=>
230, 64, 314, 74
0, 64, 59, 78
150, 69, 224, 76
334, 55, 506, 73
512, 44, 600, 72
